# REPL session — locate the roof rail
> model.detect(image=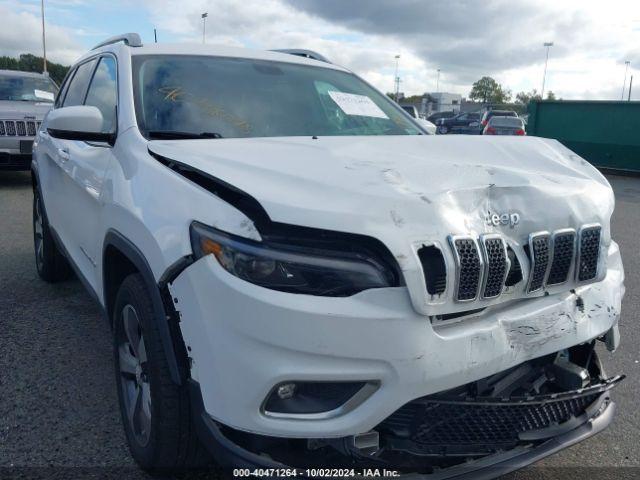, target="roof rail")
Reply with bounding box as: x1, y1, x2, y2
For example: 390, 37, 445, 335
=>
92, 33, 142, 51
270, 49, 331, 64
